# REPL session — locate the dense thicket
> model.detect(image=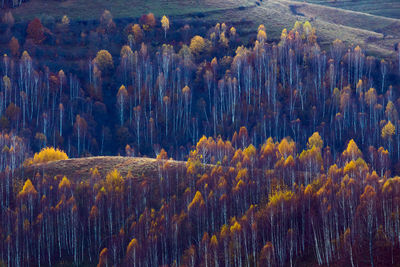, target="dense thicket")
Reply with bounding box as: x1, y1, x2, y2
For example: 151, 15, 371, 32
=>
1, 135, 400, 266
0, 11, 398, 168
0, 9, 399, 266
